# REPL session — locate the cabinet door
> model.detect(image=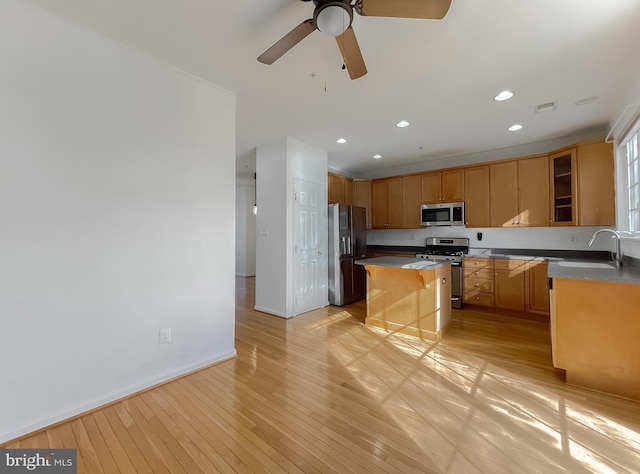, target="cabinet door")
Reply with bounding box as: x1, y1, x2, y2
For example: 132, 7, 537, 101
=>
344, 177, 354, 205
549, 148, 578, 226
526, 261, 550, 315
402, 175, 422, 228
328, 173, 345, 204
495, 267, 526, 311
371, 180, 388, 229
386, 178, 404, 228
464, 165, 491, 227
490, 161, 519, 227
353, 180, 372, 229
442, 169, 464, 202
421, 172, 442, 203
518, 156, 549, 227
578, 142, 615, 226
